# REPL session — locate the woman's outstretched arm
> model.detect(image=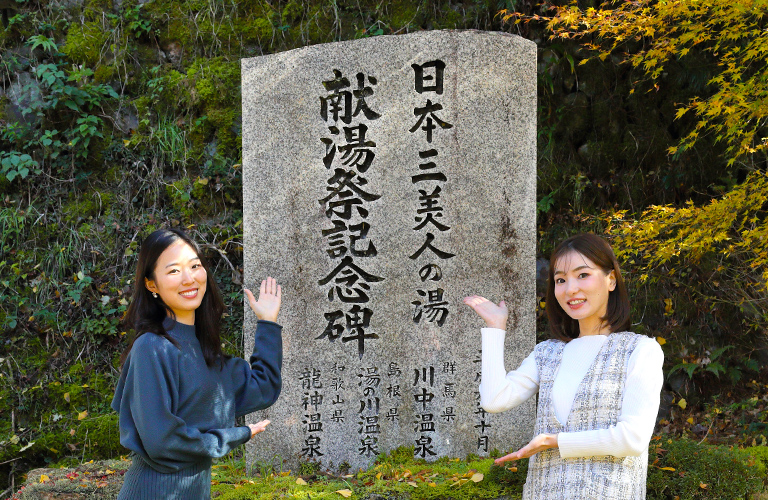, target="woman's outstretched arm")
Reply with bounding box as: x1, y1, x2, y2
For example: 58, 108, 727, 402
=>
235, 277, 283, 416
464, 295, 540, 413
112, 335, 253, 473
494, 336, 664, 464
